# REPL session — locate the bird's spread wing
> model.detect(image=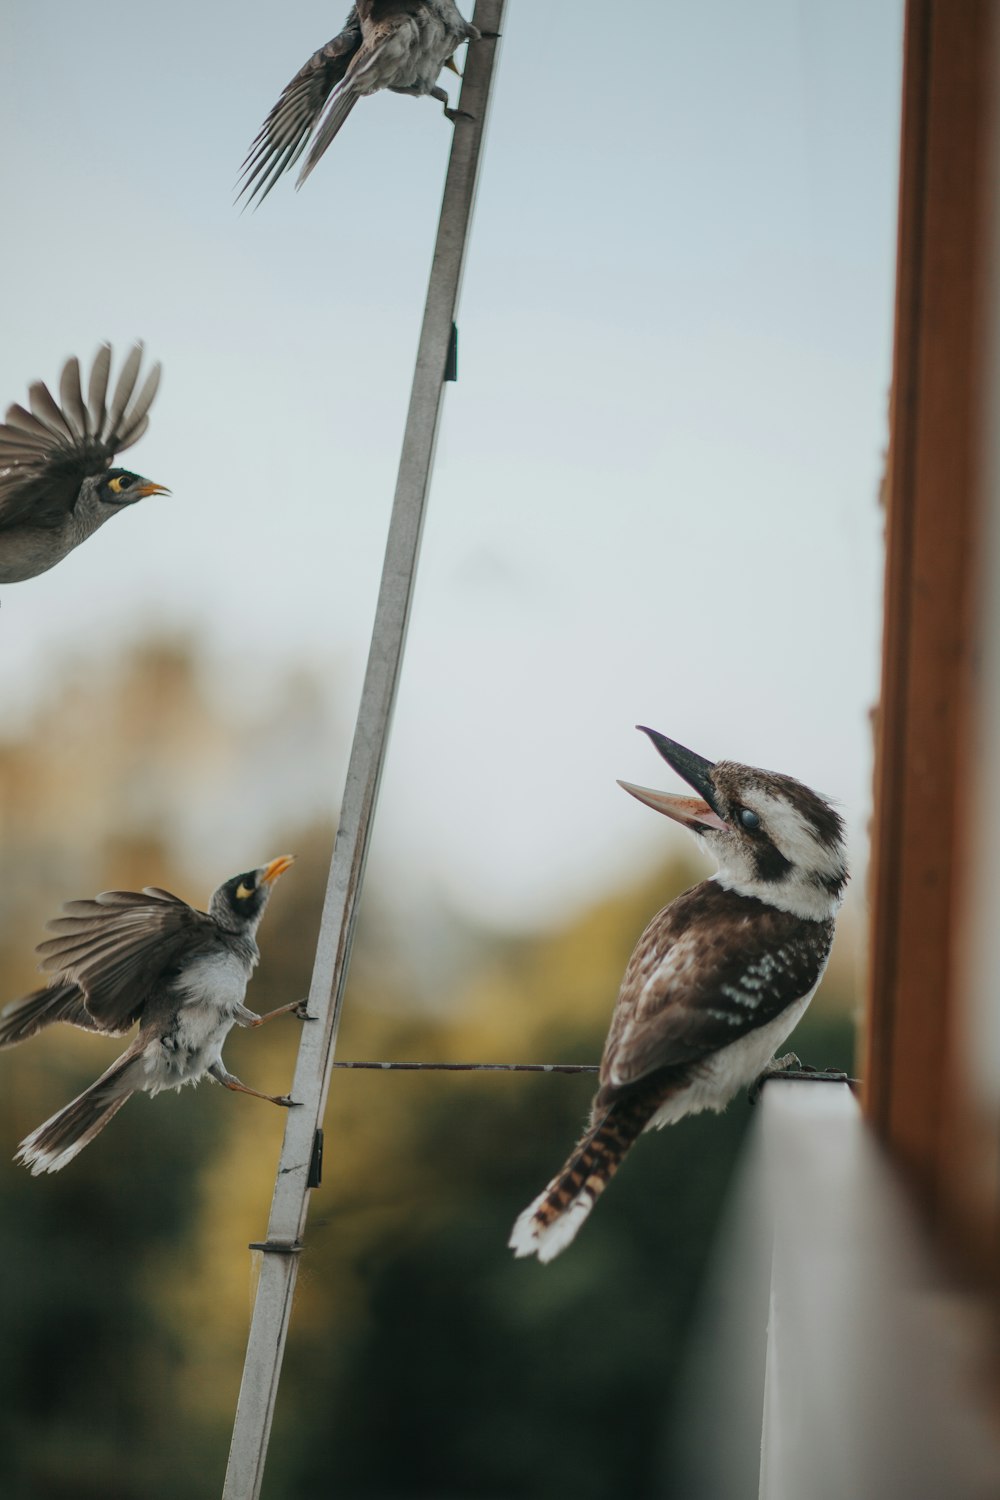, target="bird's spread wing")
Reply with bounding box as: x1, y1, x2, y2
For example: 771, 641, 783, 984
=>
0, 345, 161, 529
238, 9, 363, 204
35, 888, 214, 1031
599, 883, 835, 1091
0, 981, 124, 1048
